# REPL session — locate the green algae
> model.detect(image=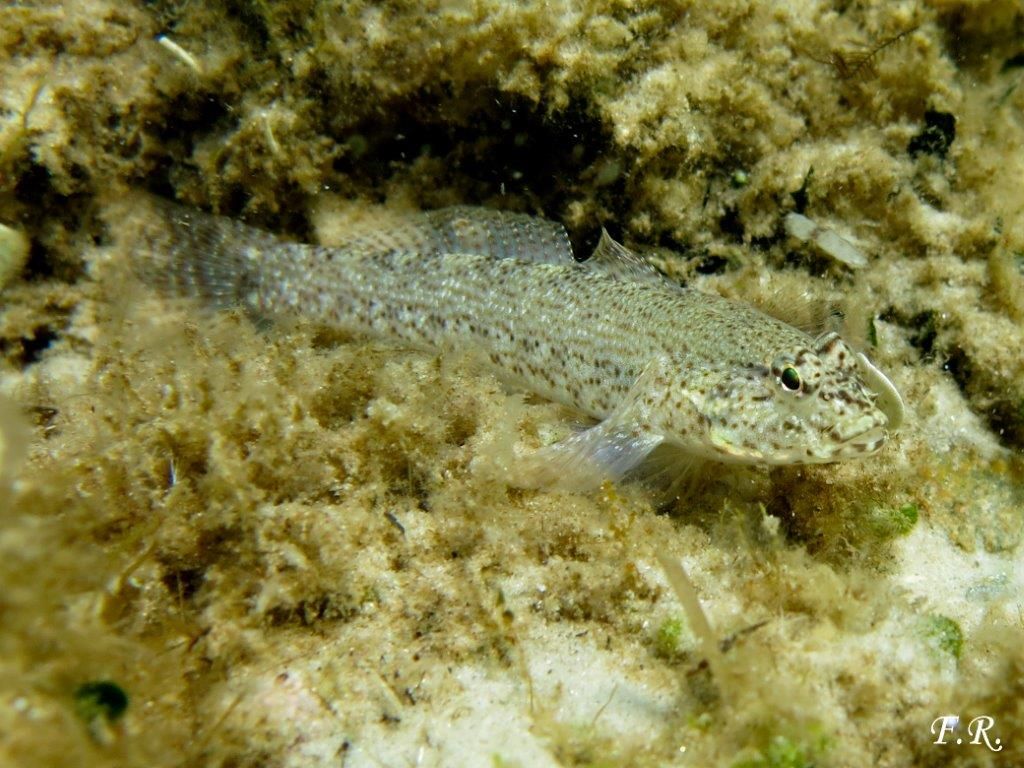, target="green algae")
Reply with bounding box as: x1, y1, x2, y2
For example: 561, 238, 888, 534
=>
732, 734, 825, 768
653, 614, 688, 661
924, 615, 965, 661
73, 681, 129, 726
866, 502, 919, 538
